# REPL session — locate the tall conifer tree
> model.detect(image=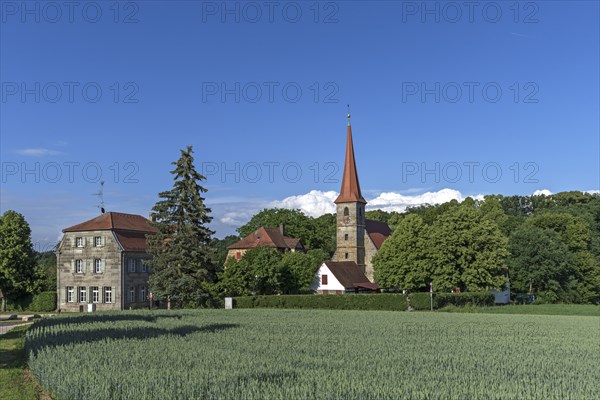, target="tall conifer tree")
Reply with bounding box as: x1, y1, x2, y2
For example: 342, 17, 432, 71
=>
147, 146, 215, 307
